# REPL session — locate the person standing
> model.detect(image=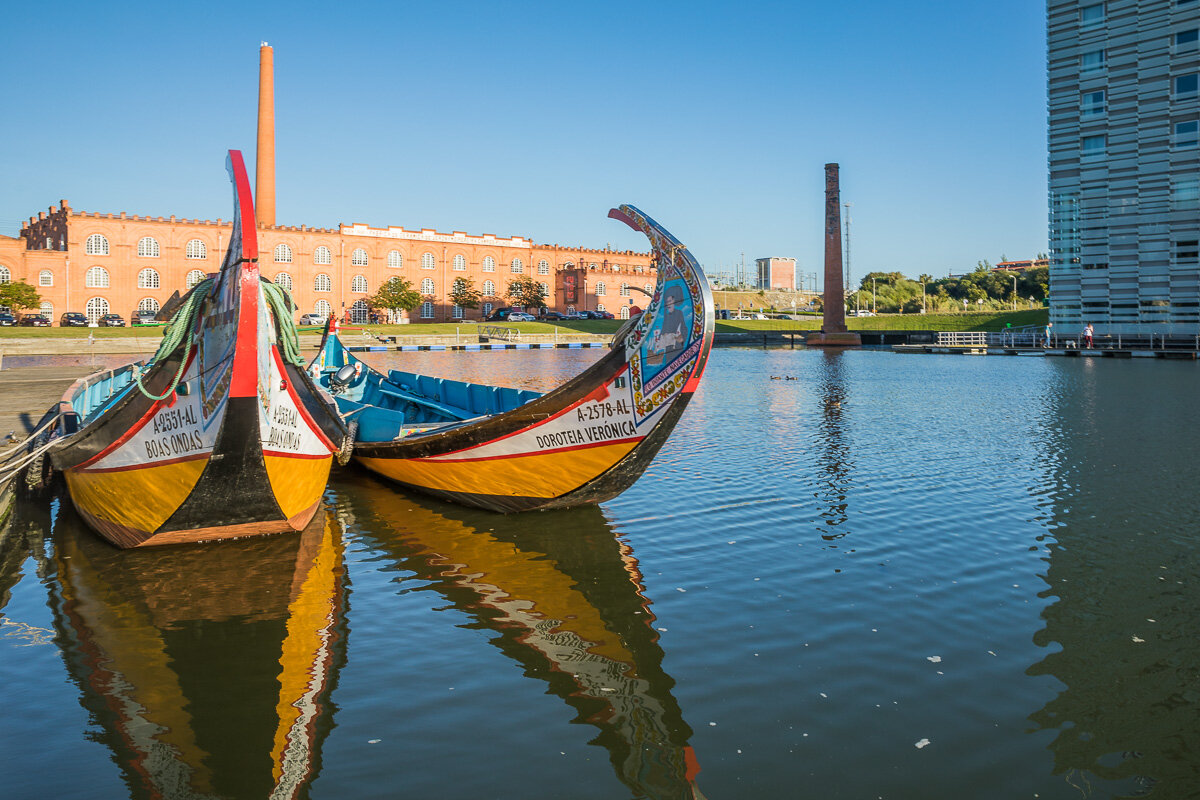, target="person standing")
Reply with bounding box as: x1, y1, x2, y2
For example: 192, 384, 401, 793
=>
1084, 323, 1094, 349
1044, 321, 1053, 348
